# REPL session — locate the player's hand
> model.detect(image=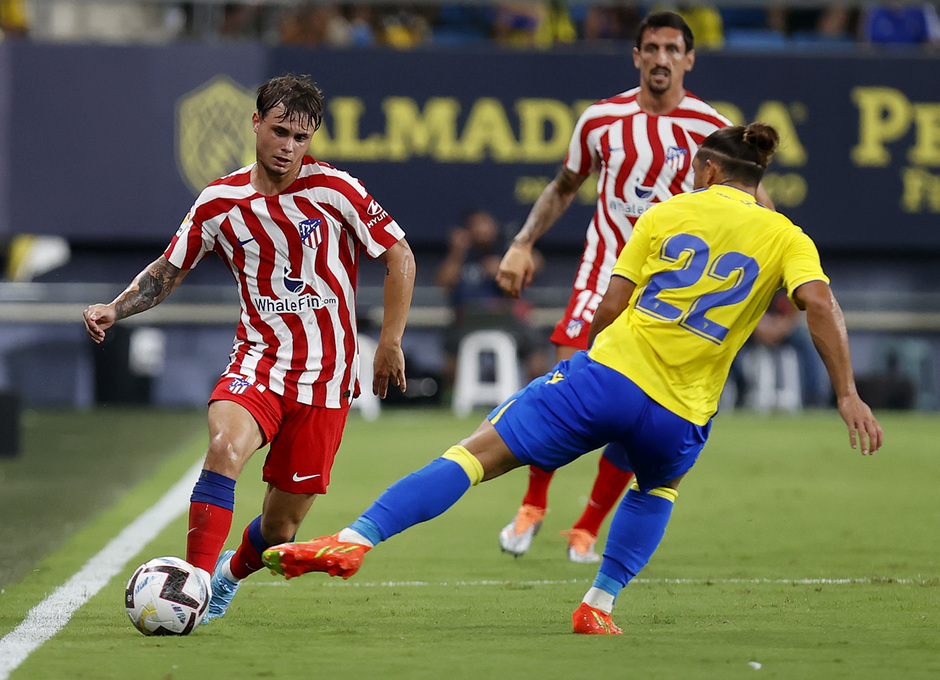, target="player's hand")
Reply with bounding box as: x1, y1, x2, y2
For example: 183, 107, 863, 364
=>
837, 394, 883, 455
83, 304, 116, 344
496, 243, 535, 299
373, 341, 406, 399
